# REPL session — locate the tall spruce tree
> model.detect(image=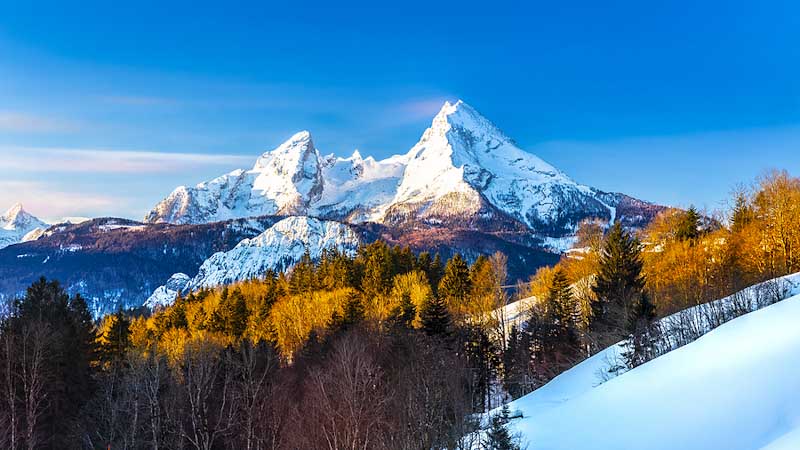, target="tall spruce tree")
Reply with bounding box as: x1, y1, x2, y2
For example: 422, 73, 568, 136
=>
420, 294, 452, 337
438, 254, 472, 307
388, 292, 416, 329
101, 311, 131, 364
591, 223, 646, 347
675, 206, 701, 241
484, 405, 519, 450
429, 253, 445, 292
731, 193, 755, 233
289, 249, 317, 294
